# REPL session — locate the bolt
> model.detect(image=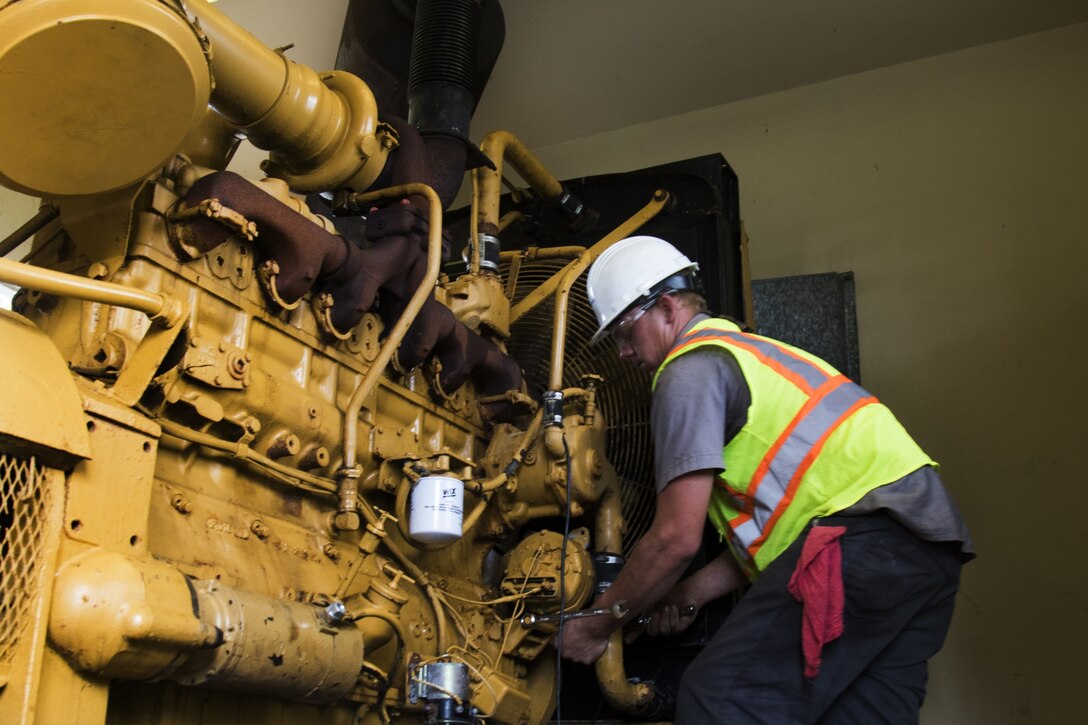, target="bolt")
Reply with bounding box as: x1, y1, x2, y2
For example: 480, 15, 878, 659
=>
333, 510, 361, 532
228, 353, 248, 378
266, 433, 300, 459
325, 601, 348, 623
171, 493, 192, 515
300, 445, 330, 471
323, 543, 341, 562
250, 519, 270, 539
